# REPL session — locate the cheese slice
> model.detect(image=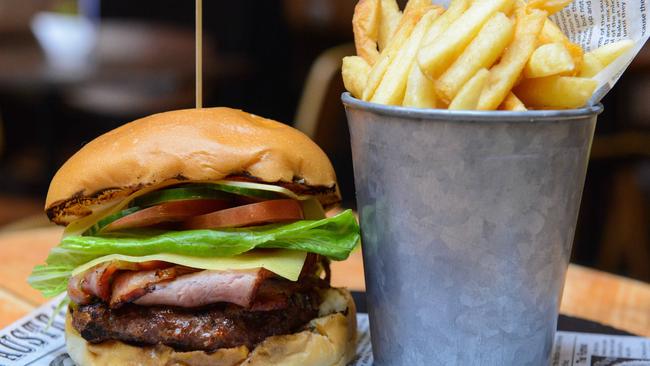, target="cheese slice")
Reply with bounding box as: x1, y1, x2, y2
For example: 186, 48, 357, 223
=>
71, 249, 307, 281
